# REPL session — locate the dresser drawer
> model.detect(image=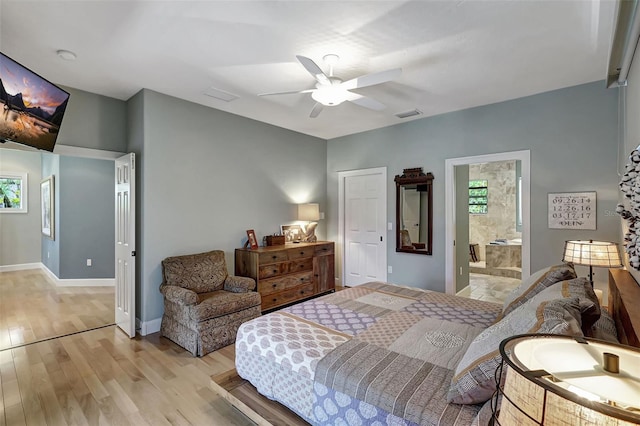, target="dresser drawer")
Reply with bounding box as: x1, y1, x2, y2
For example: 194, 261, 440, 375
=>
314, 243, 334, 256
258, 258, 312, 279
258, 250, 289, 264
258, 271, 313, 295
287, 246, 315, 260
261, 283, 315, 311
